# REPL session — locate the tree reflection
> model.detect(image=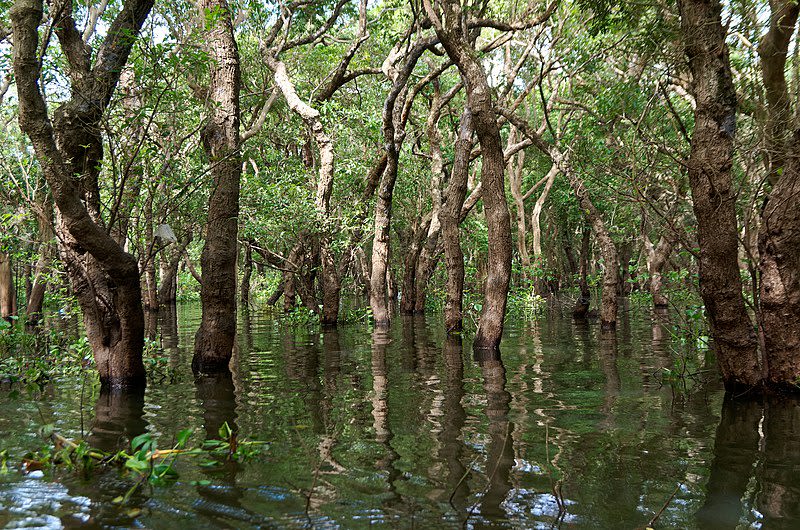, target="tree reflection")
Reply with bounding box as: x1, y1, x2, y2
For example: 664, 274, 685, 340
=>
371, 328, 401, 505
439, 335, 469, 513
697, 395, 800, 529
472, 350, 514, 528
